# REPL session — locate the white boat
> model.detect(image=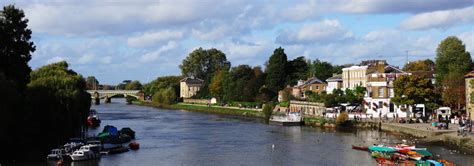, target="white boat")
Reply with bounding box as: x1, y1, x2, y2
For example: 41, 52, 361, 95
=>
70, 145, 101, 161
46, 149, 64, 160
